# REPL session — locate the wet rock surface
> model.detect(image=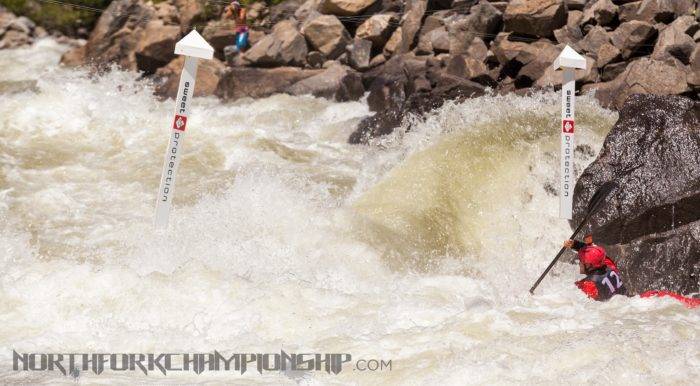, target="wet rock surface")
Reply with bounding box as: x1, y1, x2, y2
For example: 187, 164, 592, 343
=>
572, 94, 700, 295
